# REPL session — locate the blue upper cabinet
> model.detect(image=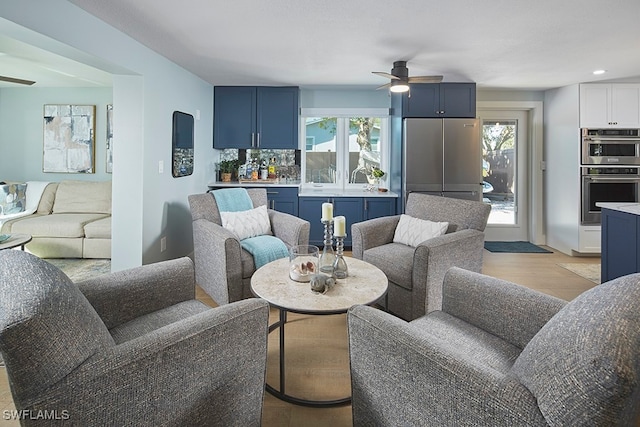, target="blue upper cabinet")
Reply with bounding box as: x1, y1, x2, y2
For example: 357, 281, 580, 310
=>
256, 87, 299, 149
402, 83, 476, 118
213, 86, 299, 149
